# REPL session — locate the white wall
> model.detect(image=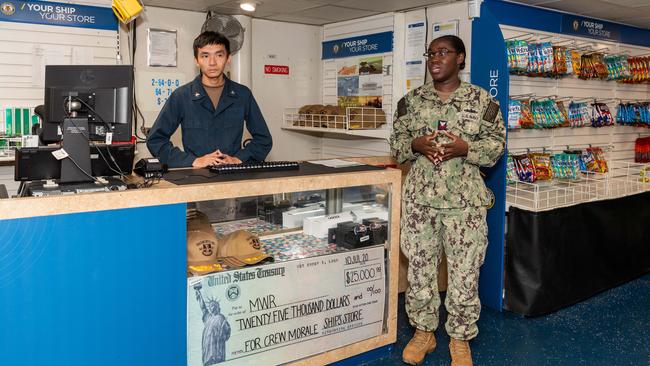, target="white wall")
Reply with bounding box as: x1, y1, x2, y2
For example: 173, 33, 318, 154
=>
126, 6, 204, 159
130, 9, 323, 162
251, 19, 322, 161
425, 2, 472, 82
